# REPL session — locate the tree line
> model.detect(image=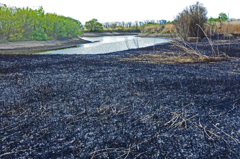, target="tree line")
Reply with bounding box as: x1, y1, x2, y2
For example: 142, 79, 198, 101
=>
84, 19, 169, 32
101, 20, 168, 28
0, 4, 83, 41
84, 5, 231, 37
